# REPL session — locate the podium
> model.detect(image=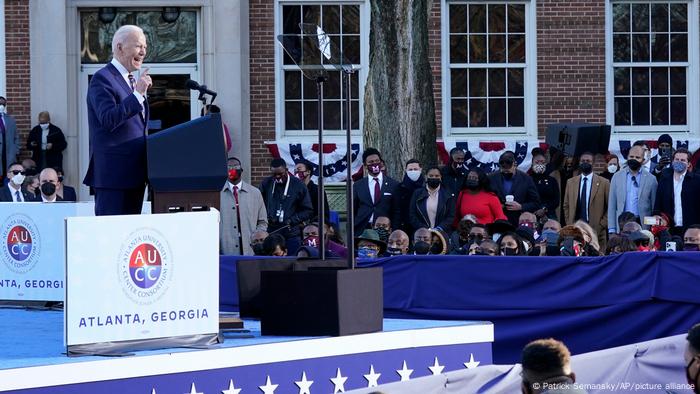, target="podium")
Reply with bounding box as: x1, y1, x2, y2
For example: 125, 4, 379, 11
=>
147, 113, 227, 213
